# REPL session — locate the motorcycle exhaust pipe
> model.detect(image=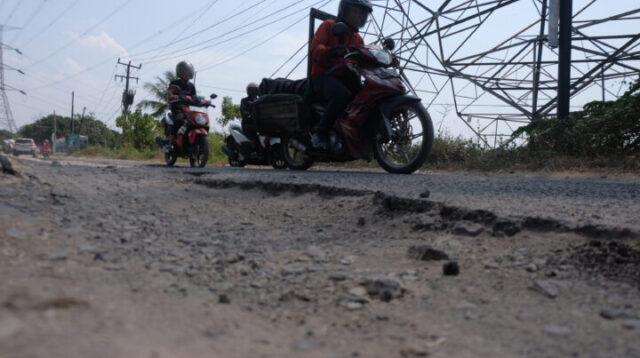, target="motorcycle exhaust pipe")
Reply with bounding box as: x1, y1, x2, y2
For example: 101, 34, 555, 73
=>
290, 139, 308, 153
155, 136, 166, 148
